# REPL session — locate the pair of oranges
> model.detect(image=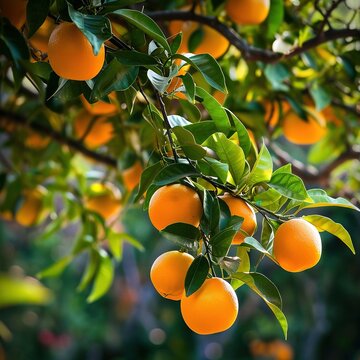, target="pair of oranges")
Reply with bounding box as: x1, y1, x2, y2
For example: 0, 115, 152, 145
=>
149, 184, 322, 334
